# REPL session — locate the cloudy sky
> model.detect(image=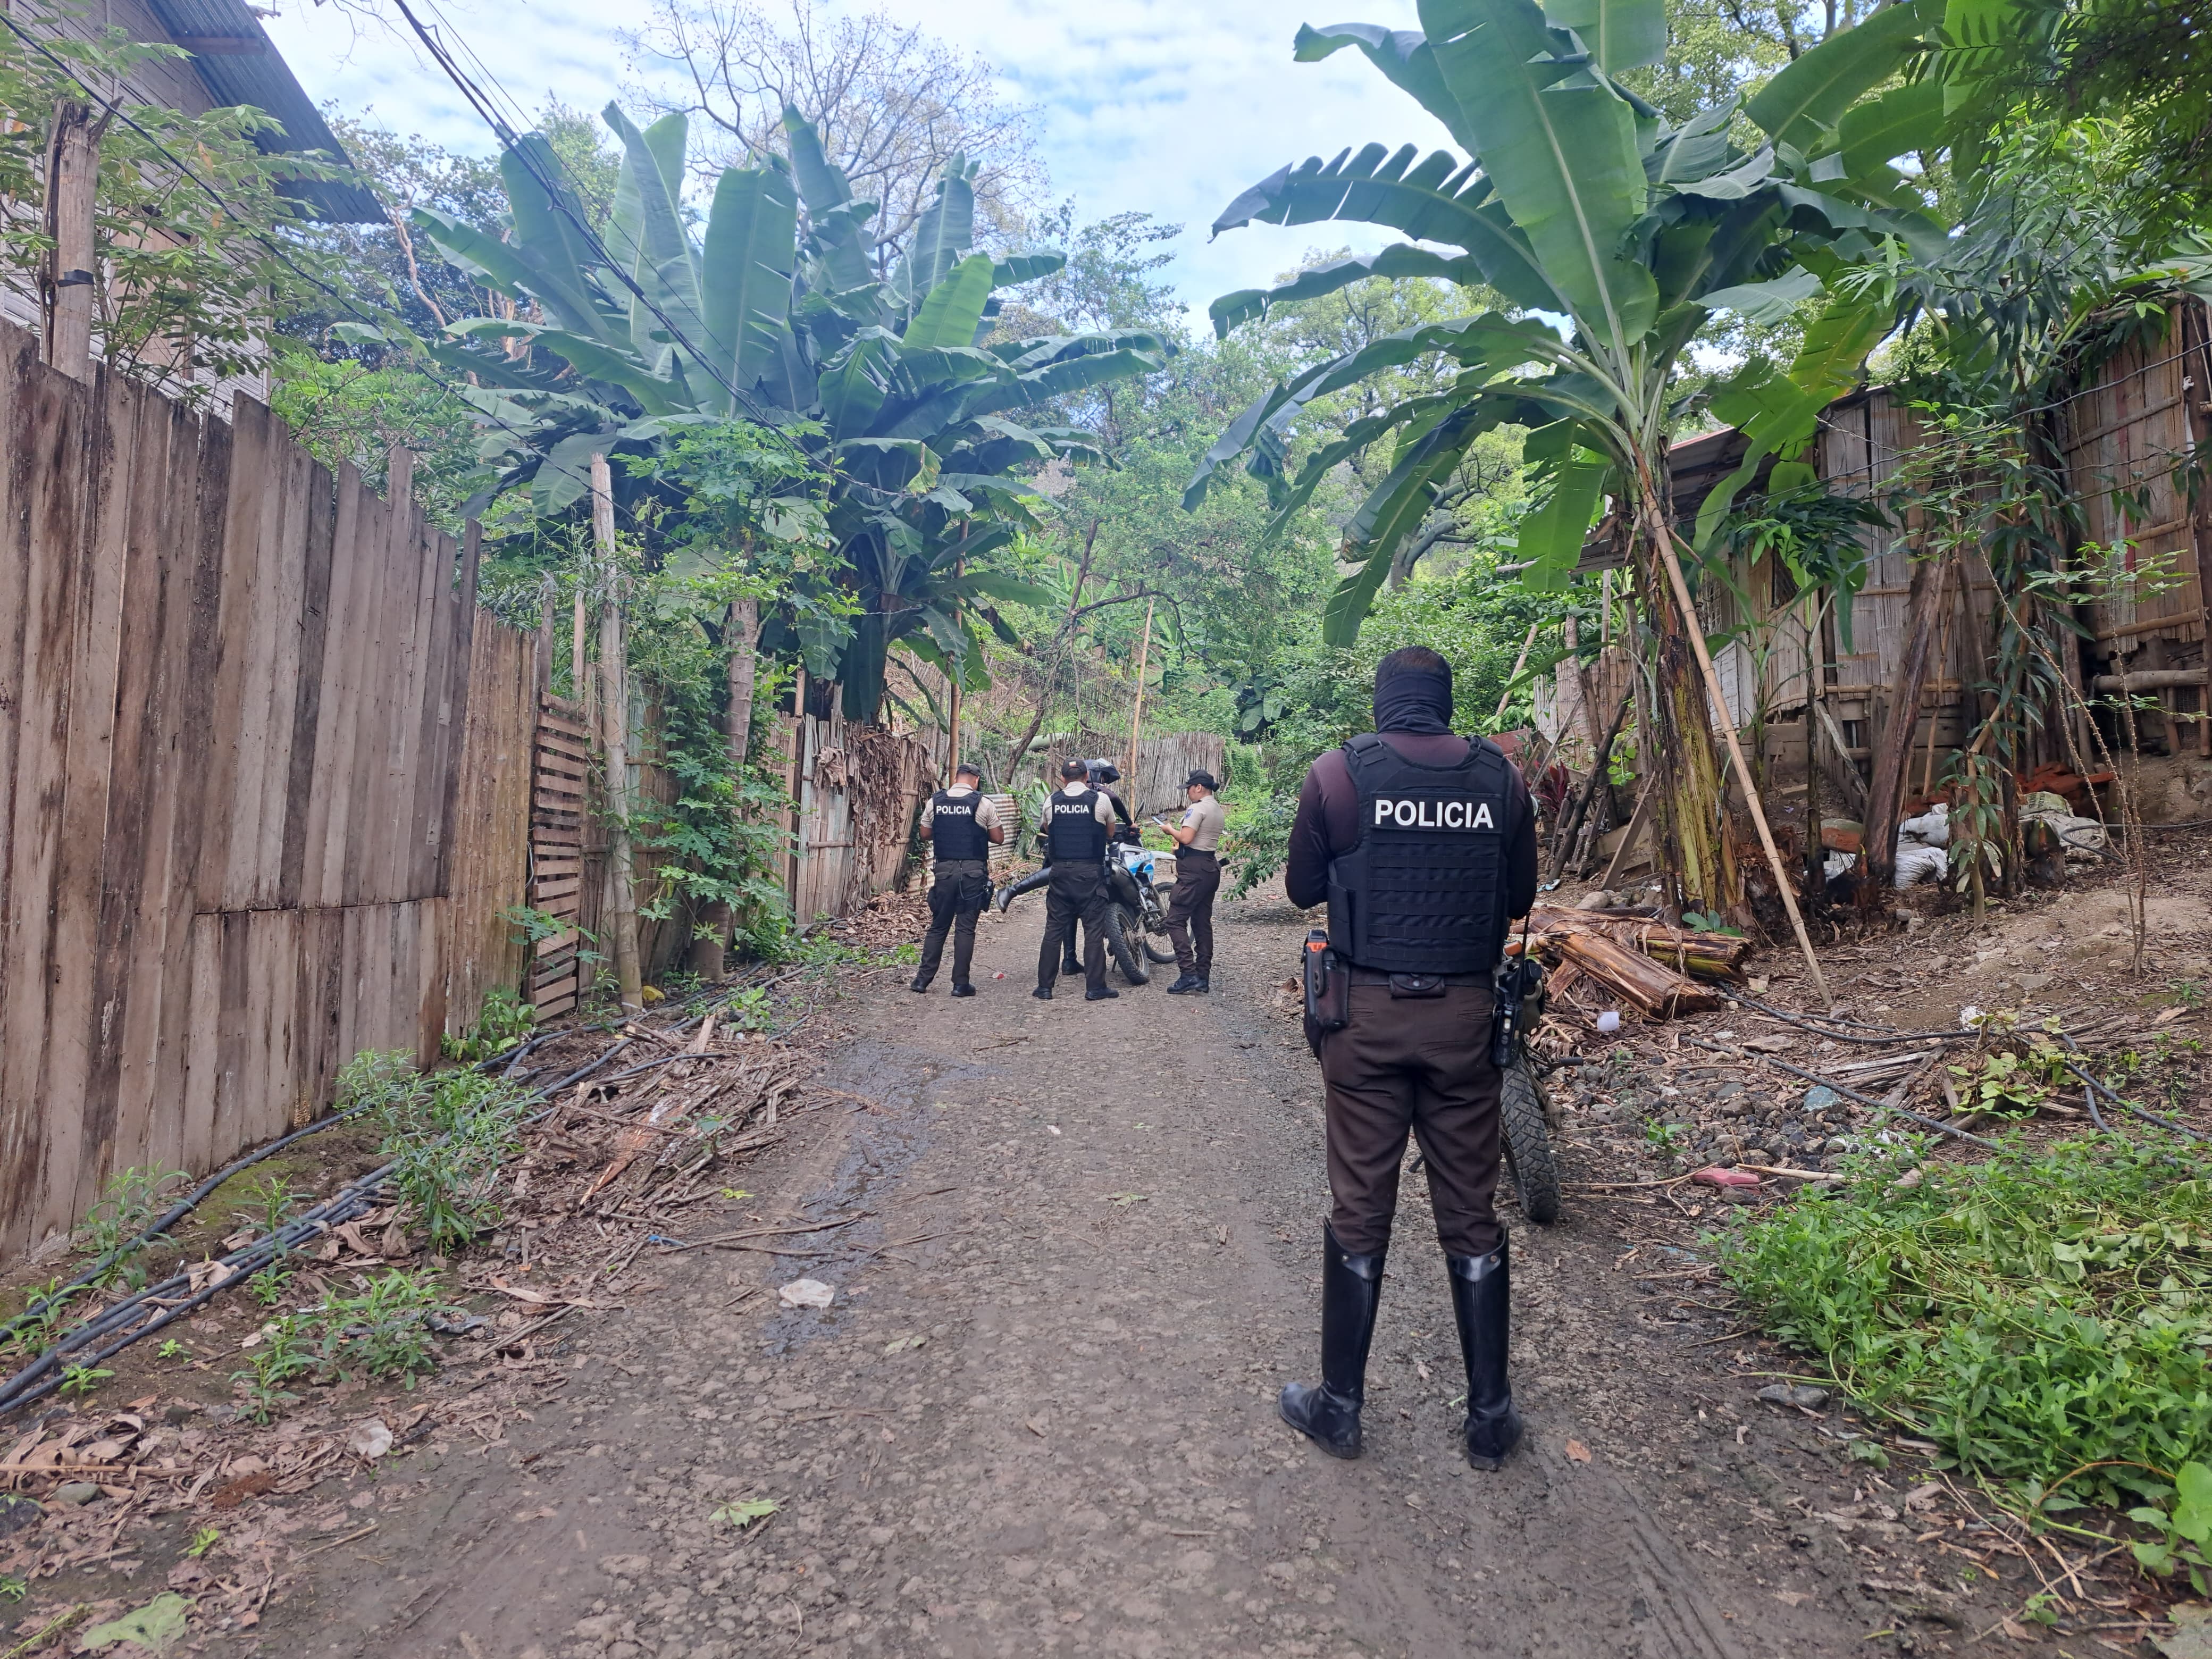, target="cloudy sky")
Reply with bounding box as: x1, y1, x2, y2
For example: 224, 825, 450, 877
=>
263, 0, 1460, 318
